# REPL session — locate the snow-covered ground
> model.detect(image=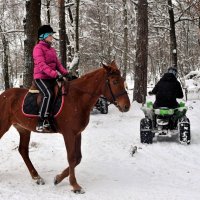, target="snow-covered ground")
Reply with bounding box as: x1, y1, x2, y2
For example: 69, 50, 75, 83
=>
0, 89, 200, 200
